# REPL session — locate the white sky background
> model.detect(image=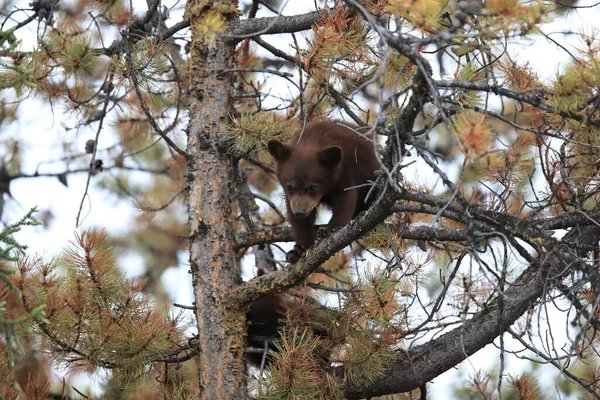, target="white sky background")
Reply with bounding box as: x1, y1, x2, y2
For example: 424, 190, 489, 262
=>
3, 0, 600, 397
